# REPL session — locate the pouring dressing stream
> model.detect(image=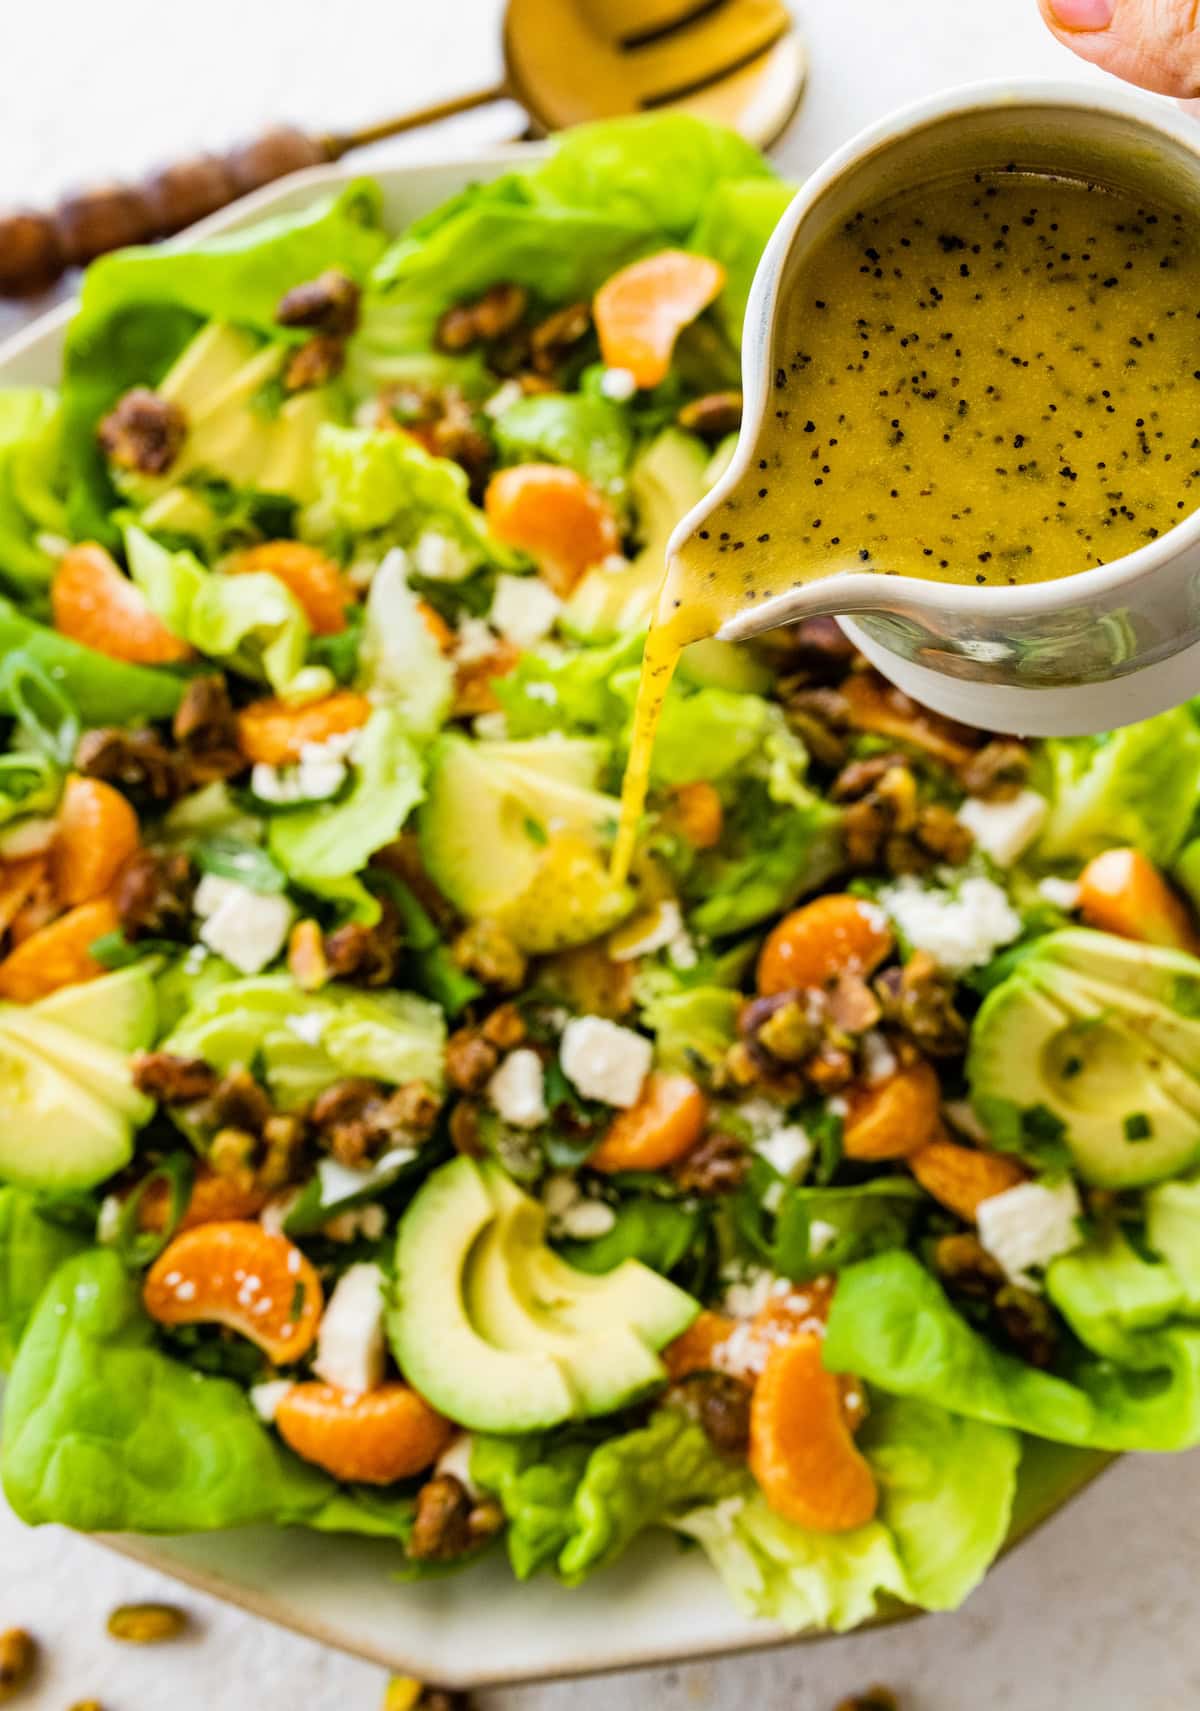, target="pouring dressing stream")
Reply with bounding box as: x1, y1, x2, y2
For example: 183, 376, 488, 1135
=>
614, 83, 1200, 879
